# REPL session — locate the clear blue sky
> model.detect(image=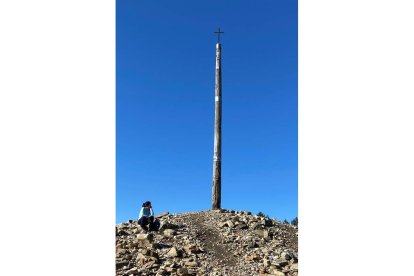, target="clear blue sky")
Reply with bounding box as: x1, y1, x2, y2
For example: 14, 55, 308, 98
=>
116, 0, 297, 223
